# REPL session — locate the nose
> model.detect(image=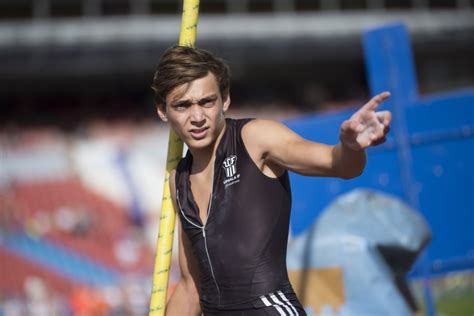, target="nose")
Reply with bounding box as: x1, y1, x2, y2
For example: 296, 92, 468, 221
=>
190, 104, 205, 125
